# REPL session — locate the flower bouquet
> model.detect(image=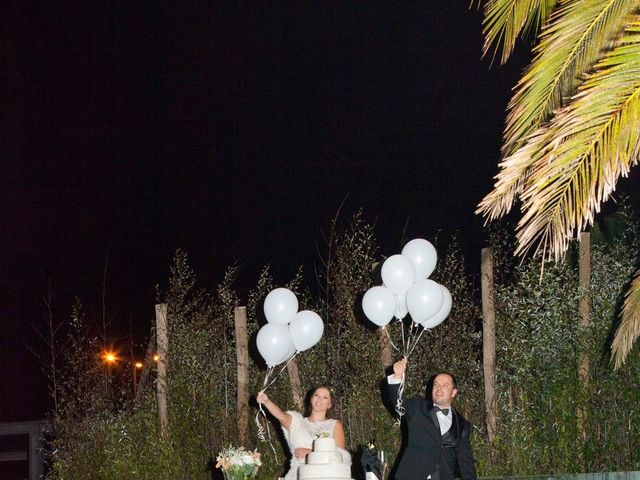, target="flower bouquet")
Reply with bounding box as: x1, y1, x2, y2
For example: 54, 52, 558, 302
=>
216, 446, 262, 480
